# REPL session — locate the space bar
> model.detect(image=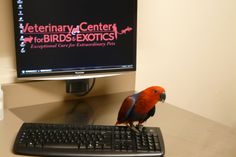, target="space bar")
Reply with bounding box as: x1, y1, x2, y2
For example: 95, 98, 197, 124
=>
44, 144, 78, 149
